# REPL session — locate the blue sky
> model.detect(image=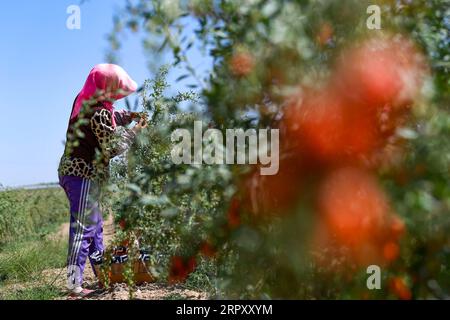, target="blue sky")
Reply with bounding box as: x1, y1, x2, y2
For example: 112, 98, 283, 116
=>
0, 0, 211, 187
